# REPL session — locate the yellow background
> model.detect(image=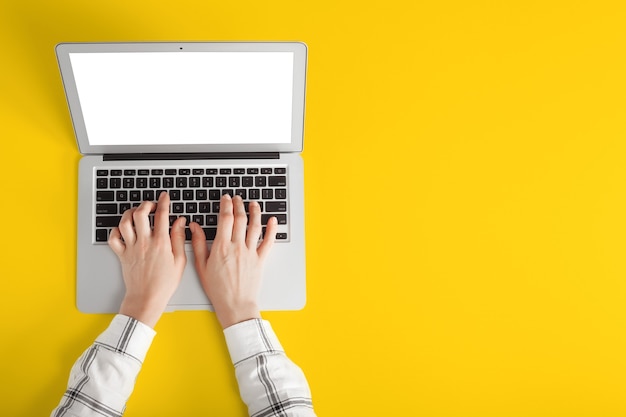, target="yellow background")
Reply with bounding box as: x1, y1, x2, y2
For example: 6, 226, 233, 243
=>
2, 0, 626, 415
